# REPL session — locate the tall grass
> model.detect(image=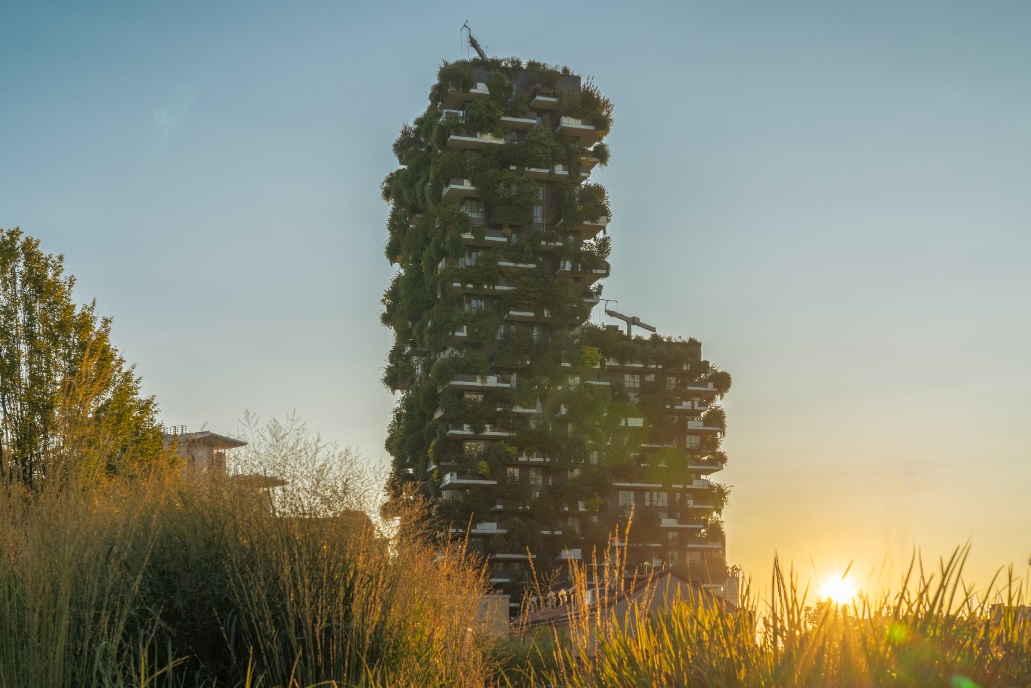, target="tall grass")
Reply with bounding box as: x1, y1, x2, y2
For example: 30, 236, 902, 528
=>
0, 467, 495, 687
508, 544, 1031, 687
